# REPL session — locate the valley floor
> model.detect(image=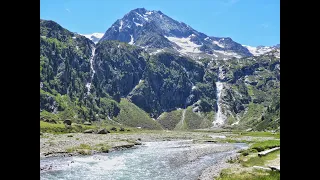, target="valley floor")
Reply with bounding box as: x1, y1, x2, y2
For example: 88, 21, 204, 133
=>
40, 130, 279, 179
